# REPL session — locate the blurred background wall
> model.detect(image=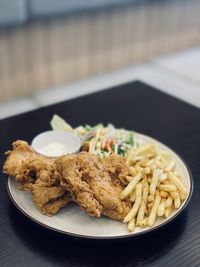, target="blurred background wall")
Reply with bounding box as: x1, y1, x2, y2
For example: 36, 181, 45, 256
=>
0, 0, 199, 101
